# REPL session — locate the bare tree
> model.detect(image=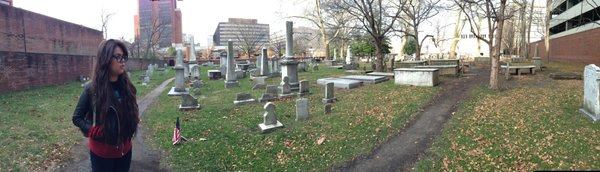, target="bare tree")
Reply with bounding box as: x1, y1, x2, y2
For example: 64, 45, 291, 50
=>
100, 9, 115, 39
141, 17, 168, 59
269, 34, 285, 58
394, 0, 445, 60
455, 0, 512, 90
232, 25, 269, 59
336, 0, 405, 72
293, 0, 356, 59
